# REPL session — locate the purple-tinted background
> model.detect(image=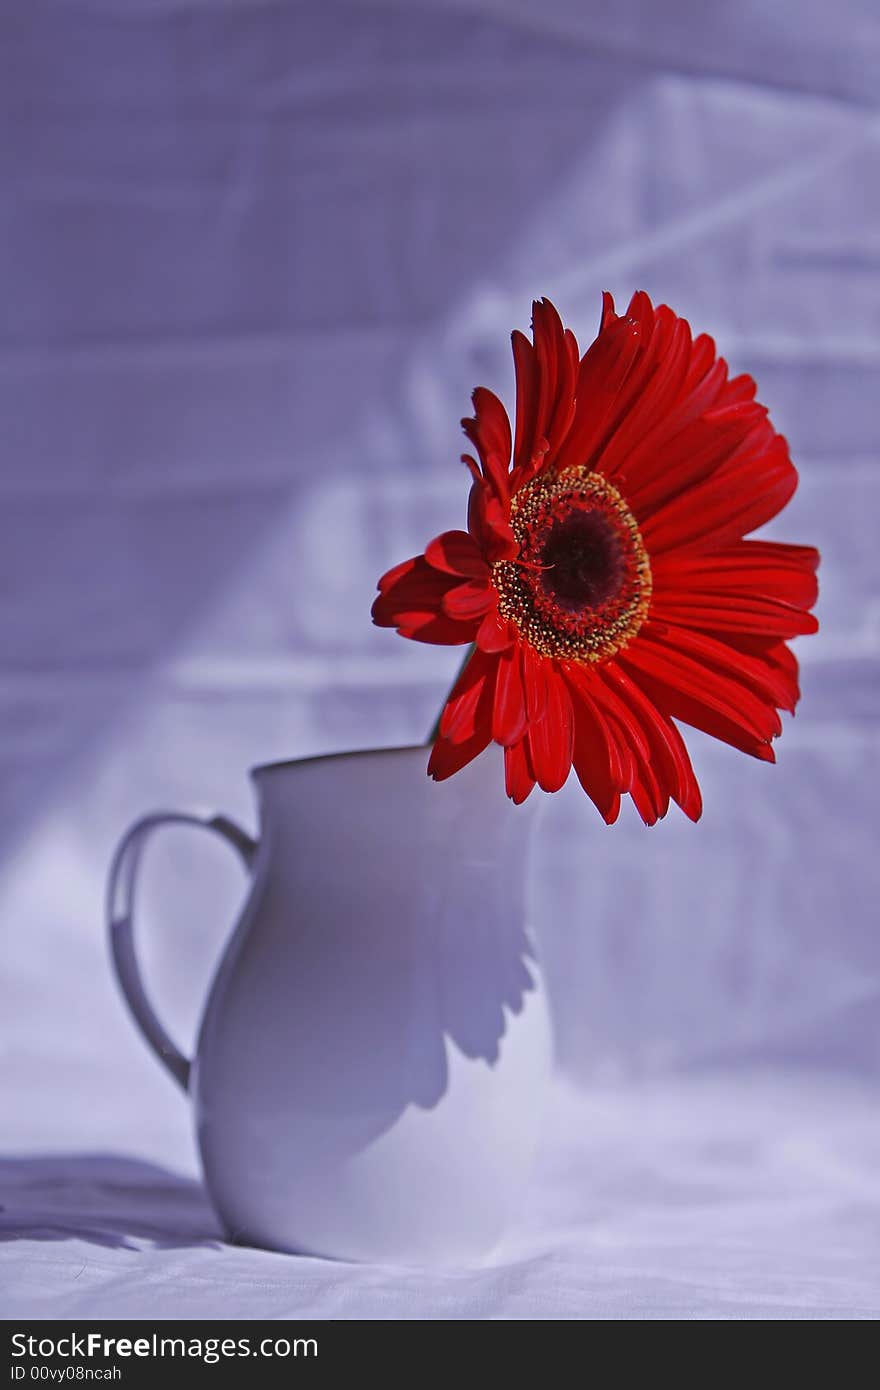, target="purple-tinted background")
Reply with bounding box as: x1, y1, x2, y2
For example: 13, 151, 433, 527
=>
2, 0, 879, 1318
